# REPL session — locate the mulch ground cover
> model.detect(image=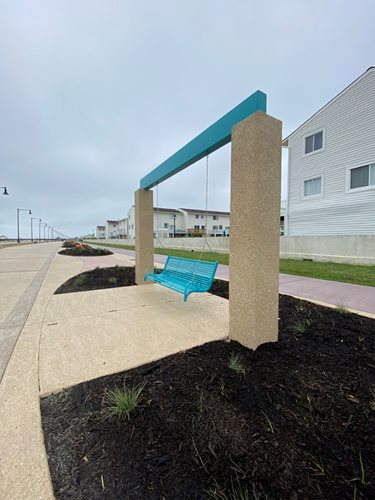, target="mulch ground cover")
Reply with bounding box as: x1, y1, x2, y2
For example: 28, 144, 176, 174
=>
55, 266, 136, 294
59, 244, 113, 257
41, 280, 375, 499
